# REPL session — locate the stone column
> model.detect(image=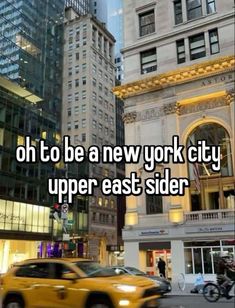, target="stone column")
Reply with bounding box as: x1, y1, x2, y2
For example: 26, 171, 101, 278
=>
171, 240, 185, 283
